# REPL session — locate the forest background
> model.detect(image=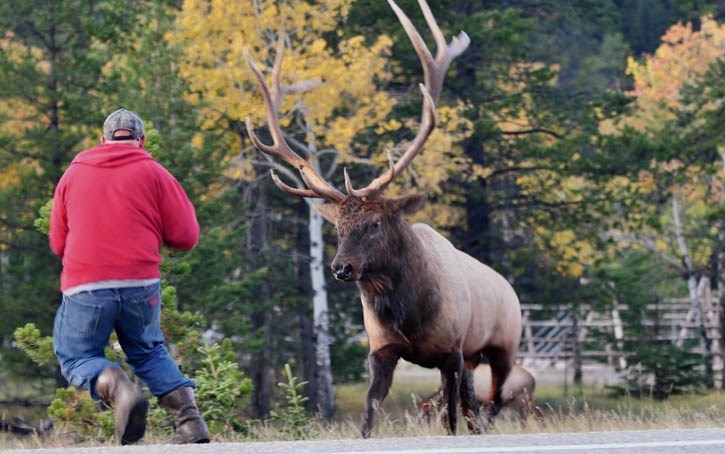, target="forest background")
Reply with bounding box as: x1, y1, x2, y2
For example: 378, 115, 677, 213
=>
0, 0, 724, 431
